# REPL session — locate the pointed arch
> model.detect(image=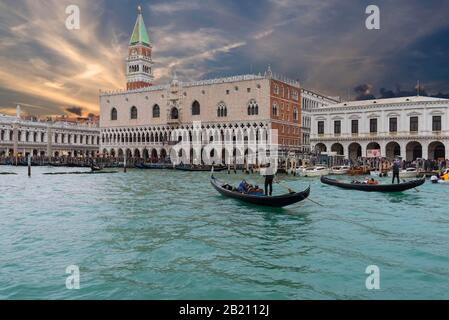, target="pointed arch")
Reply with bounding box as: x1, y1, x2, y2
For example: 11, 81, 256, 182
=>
111, 108, 117, 120
152, 104, 160, 118
192, 100, 200, 115
130, 106, 138, 119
